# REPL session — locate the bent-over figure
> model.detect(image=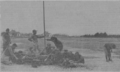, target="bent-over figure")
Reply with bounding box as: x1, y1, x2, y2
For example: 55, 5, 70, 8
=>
47, 37, 63, 51
104, 43, 116, 62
